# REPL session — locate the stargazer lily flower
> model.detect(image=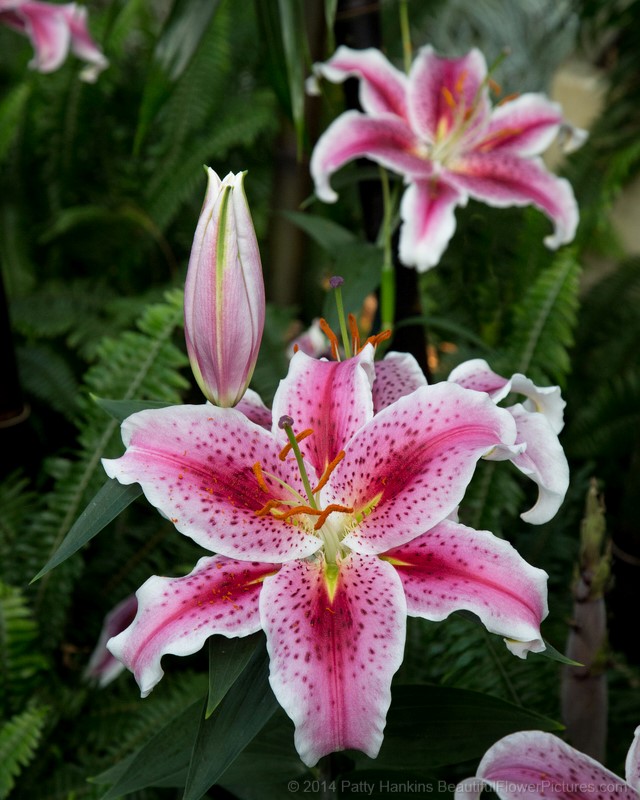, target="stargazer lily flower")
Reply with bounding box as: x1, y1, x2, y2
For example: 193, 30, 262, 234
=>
184, 169, 265, 408
0, 0, 108, 81
103, 345, 548, 767
447, 359, 569, 524
309, 45, 582, 271
455, 726, 640, 799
